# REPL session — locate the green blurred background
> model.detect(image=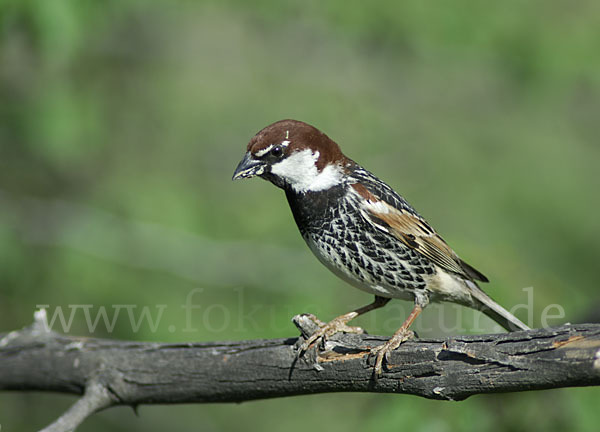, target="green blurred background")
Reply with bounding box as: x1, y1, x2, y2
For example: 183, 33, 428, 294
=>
1, 0, 599, 430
